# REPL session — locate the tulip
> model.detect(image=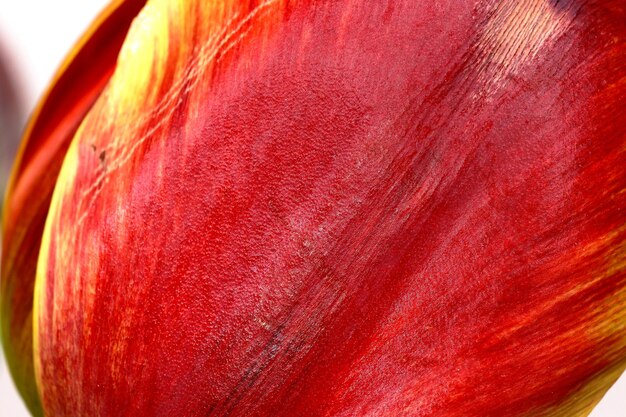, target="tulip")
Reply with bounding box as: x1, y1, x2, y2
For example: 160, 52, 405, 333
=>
2, 0, 625, 415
